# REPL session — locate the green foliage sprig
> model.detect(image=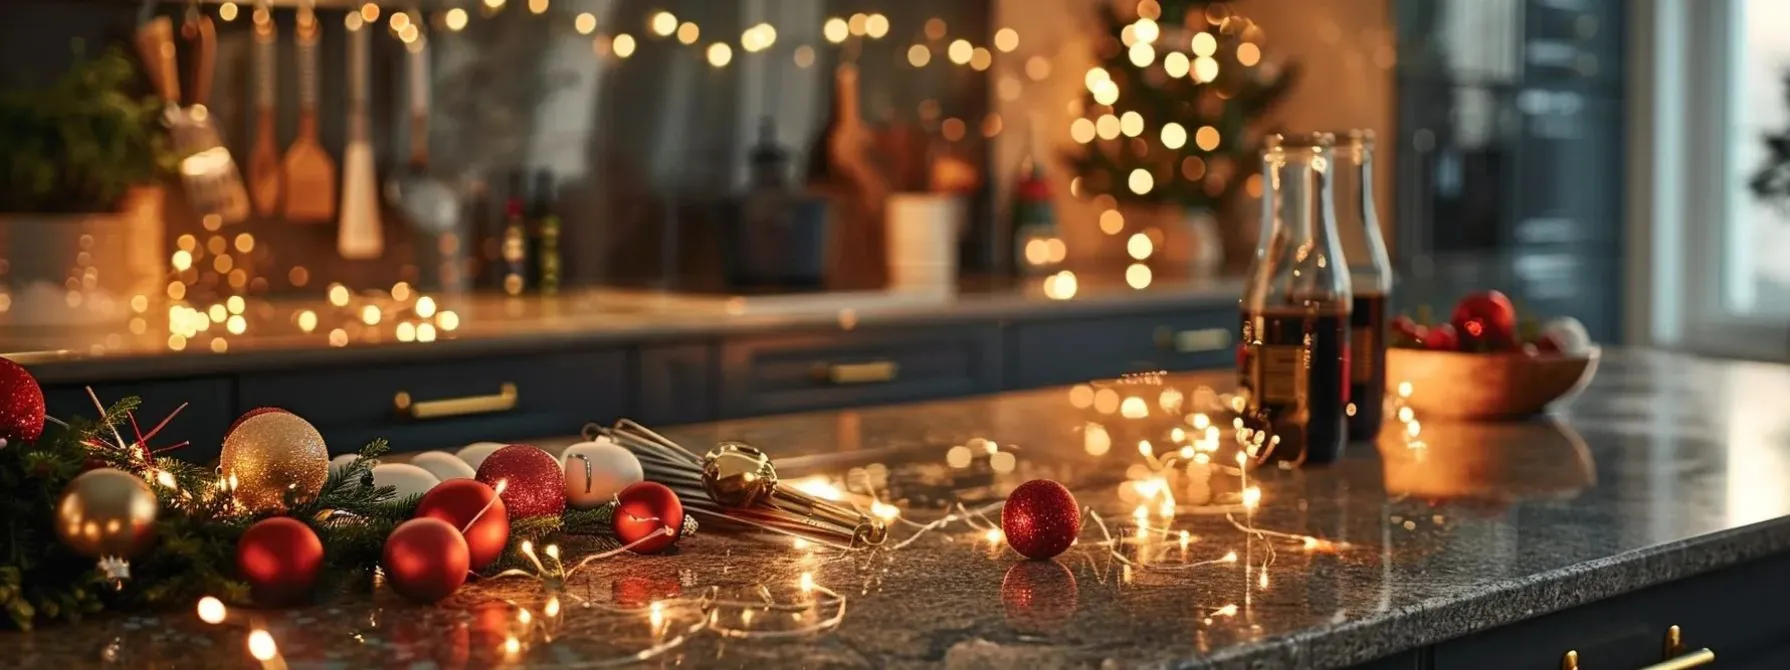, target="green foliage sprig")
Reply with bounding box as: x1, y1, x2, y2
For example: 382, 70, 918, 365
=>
0, 41, 172, 213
